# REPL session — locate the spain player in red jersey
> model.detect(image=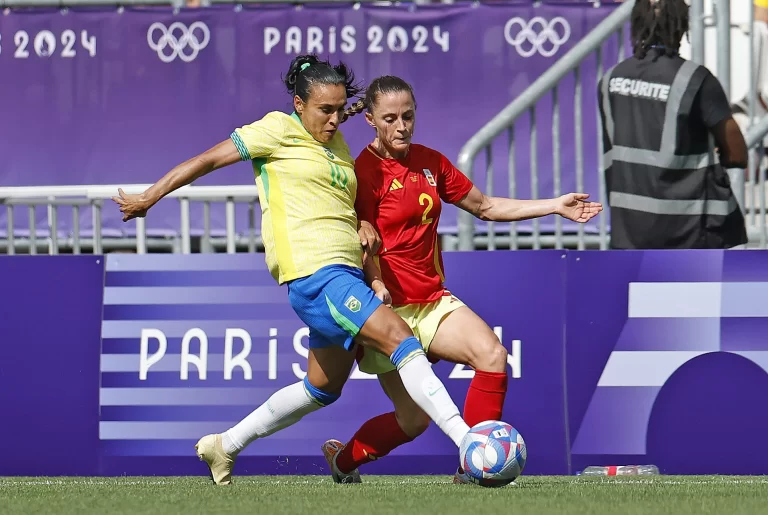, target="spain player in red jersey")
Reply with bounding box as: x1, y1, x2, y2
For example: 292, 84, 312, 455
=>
321, 76, 603, 484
